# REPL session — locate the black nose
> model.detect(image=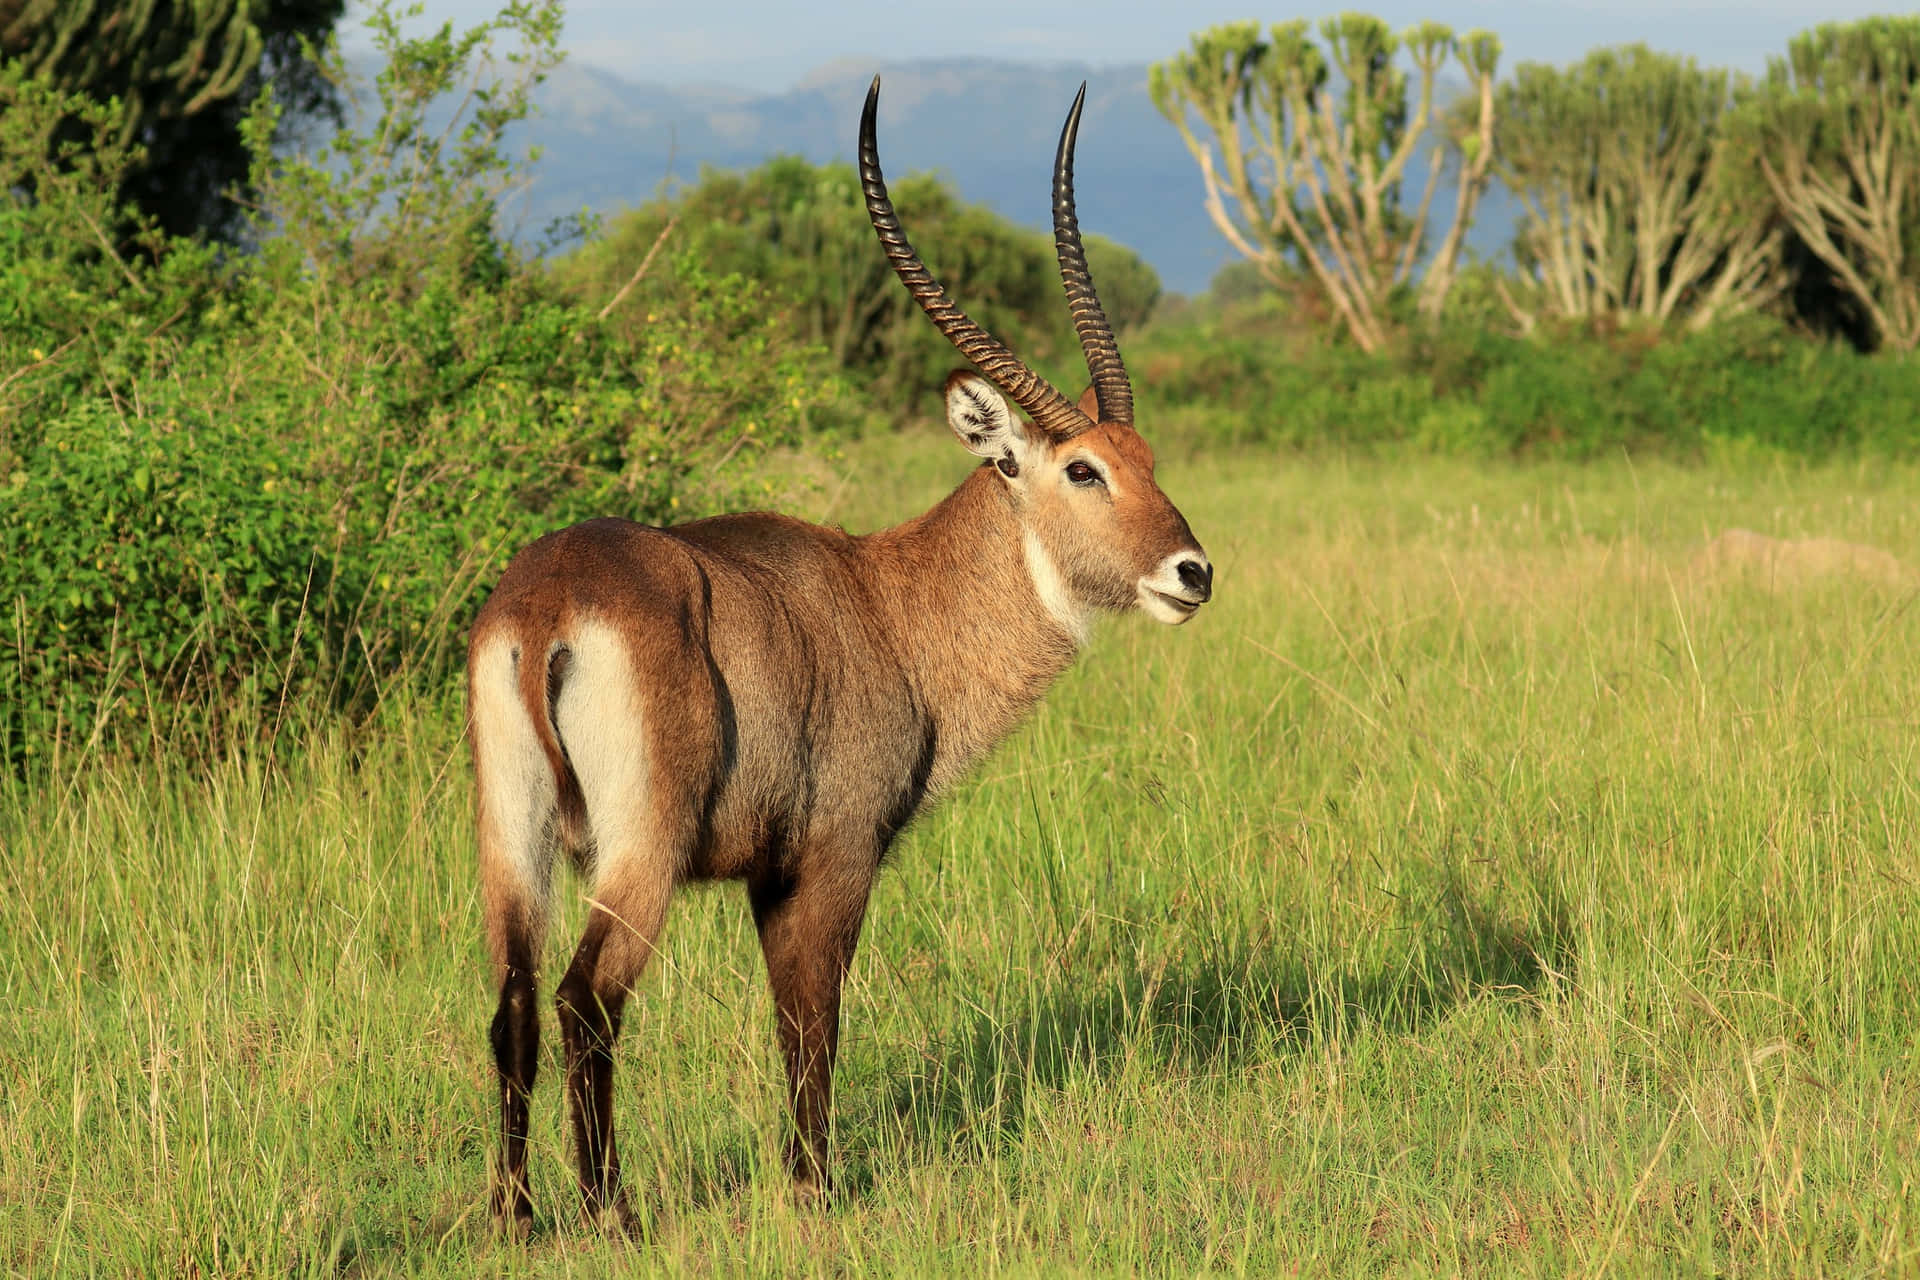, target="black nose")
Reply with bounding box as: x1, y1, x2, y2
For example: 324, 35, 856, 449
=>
1176, 557, 1212, 602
